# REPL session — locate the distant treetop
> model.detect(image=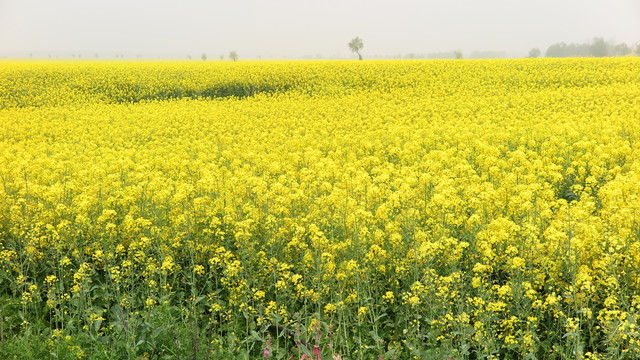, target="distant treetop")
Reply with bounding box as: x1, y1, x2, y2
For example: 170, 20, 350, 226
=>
348, 37, 364, 60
